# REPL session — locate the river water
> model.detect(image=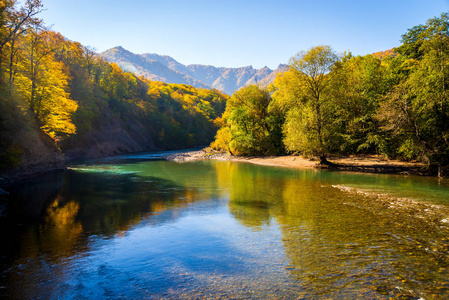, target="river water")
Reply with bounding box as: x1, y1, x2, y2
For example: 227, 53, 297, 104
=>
0, 152, 448, 299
